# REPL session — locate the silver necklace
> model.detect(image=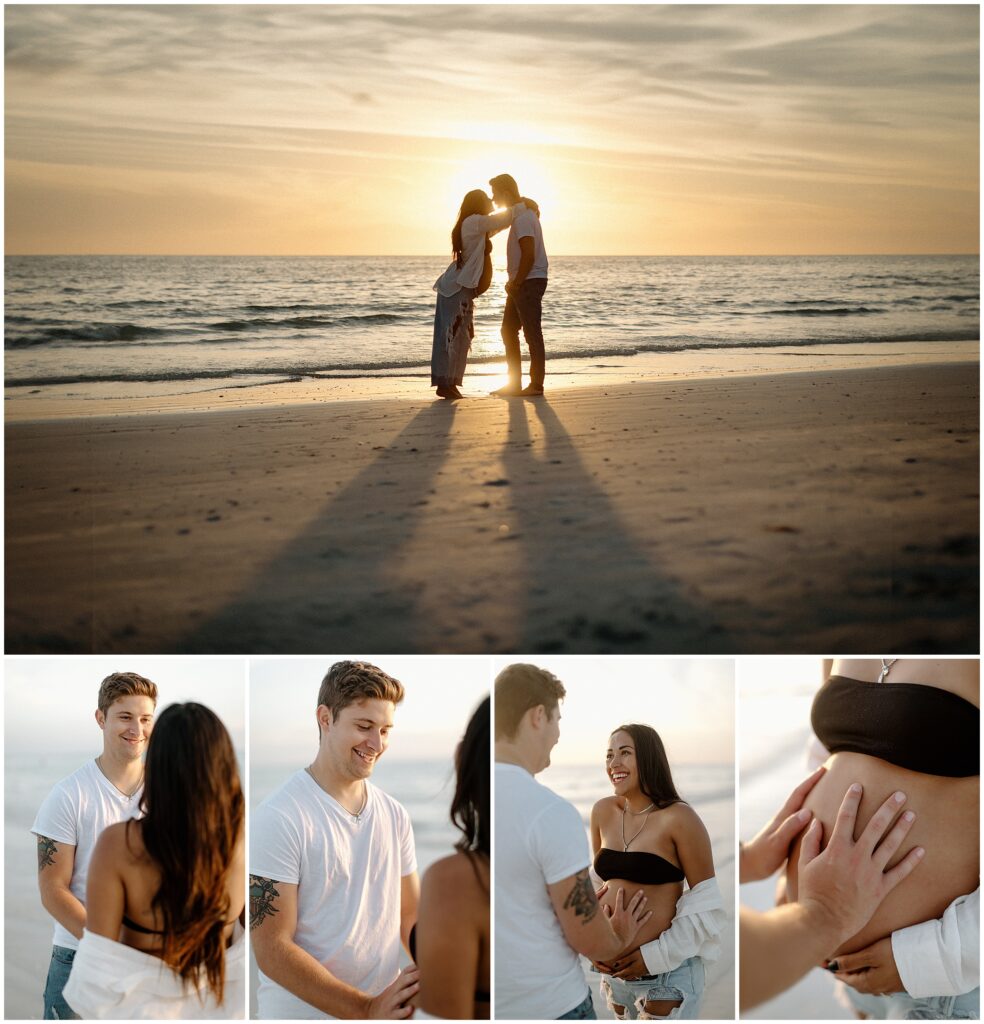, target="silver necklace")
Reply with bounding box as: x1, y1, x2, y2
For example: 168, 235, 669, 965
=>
877, 658, 898, 683
95, 756, 142, 800
306, 766, 368, 821
620, 801, 655, 851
